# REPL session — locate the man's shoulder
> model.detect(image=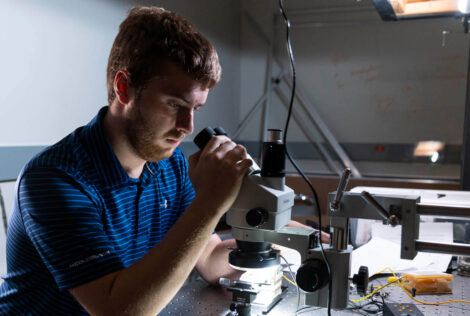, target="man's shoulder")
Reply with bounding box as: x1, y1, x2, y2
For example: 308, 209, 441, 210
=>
22, 126, 90, 180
